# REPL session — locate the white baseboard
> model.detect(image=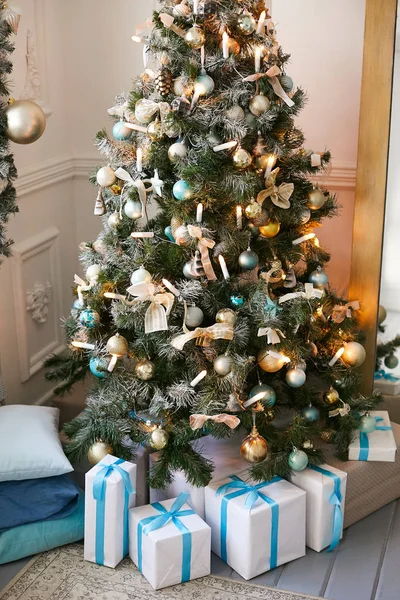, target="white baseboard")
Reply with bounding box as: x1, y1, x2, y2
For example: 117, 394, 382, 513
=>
34, 387, 55, 406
